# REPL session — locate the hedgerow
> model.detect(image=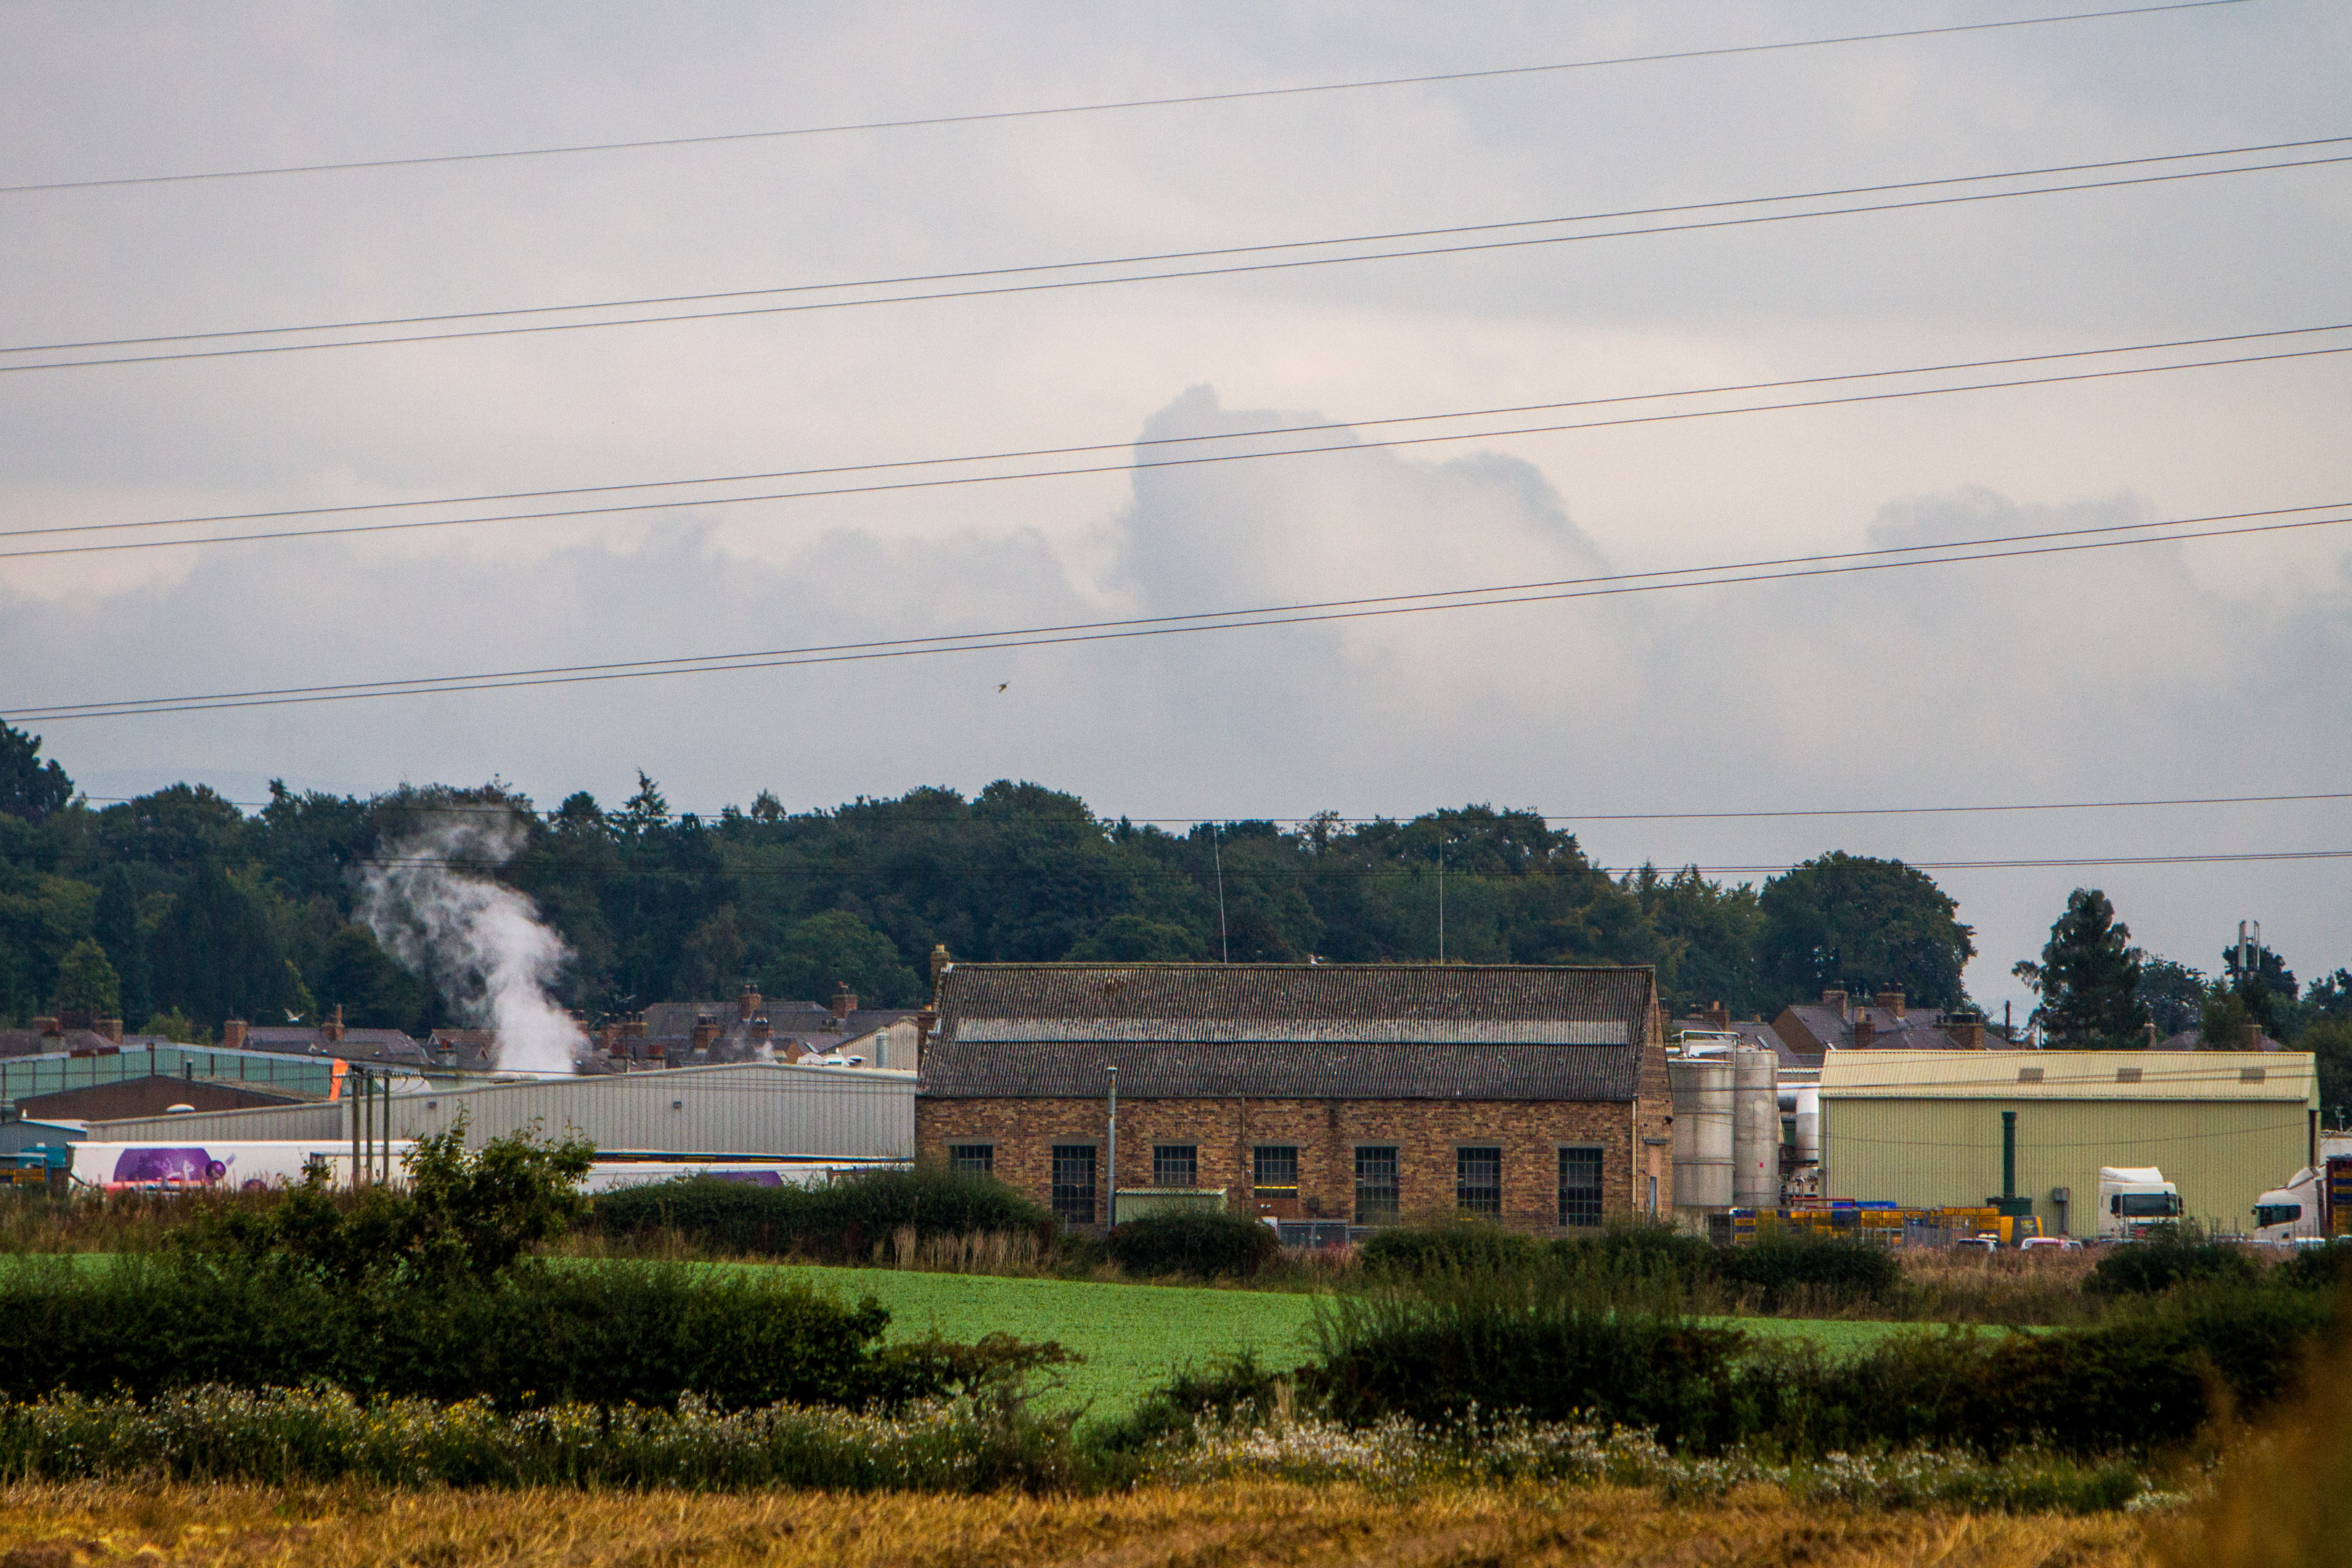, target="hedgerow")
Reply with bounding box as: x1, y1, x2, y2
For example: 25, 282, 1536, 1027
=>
592, 1167, 1054, 1259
